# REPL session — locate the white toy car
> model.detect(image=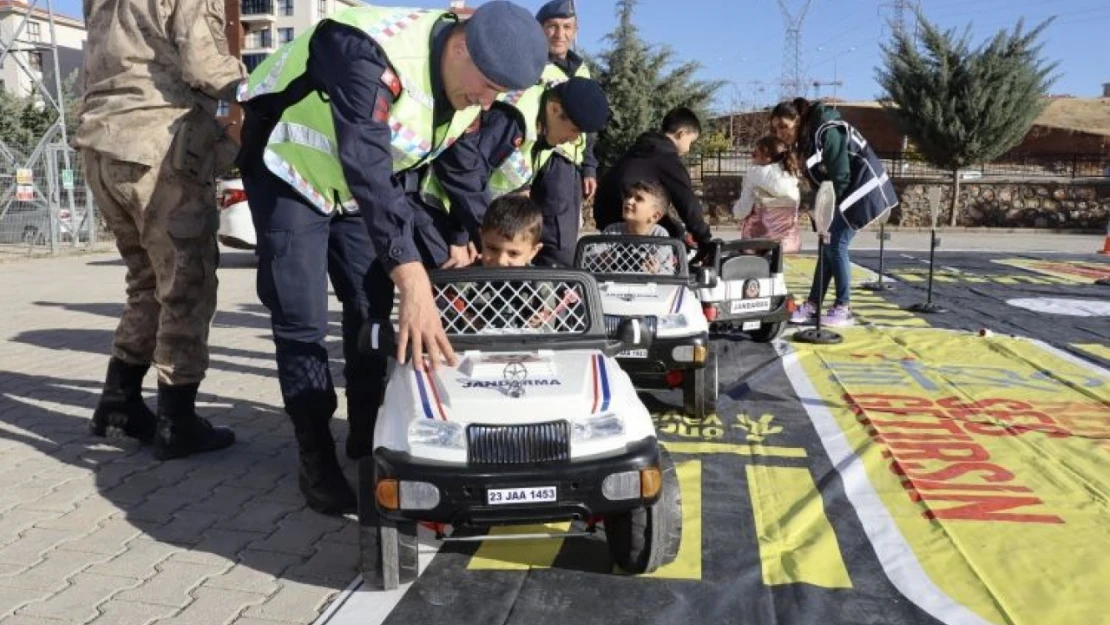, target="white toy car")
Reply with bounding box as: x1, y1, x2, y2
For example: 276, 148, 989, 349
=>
695, 238, 794, 342
357, 268, 682, 589
574, 235, 719, 420
216, 177, 256, 250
